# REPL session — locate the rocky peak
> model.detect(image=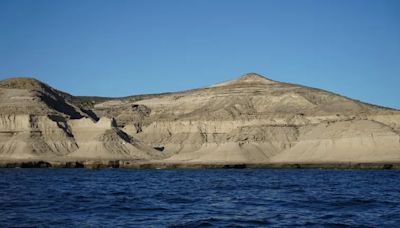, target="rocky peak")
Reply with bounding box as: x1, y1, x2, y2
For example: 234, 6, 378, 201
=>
235, 73, 275, 83
208, 72, 276, 88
